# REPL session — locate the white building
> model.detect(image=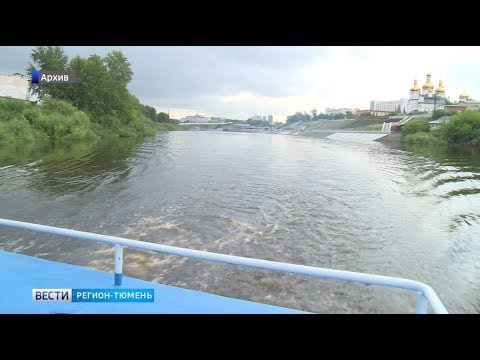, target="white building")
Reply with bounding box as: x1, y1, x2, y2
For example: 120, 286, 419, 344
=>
325, 107, 352, 115
268, 115, 273, 124
180, 114, 213, 123
0, 73, 38, 102
370, 99, 406, 112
